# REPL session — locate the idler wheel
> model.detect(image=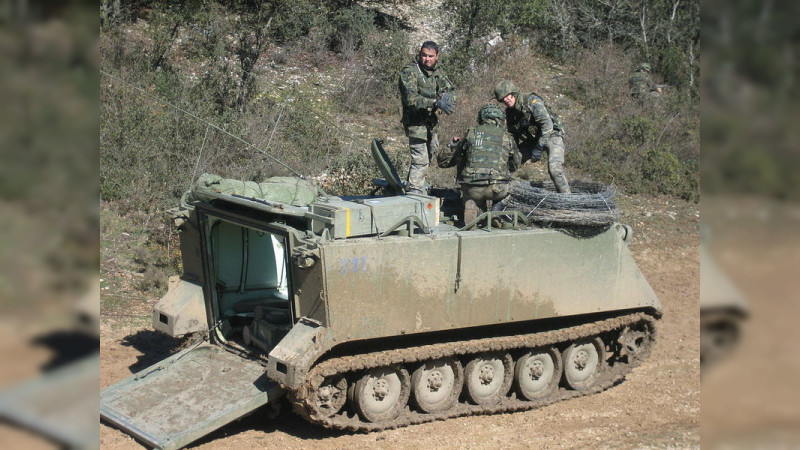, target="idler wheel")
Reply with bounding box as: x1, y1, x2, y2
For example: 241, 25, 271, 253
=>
352, 366, 410, 423
562, 337, 606, 391
514, 347, 562, 400
312, 376, 347, 418
463, 352, 513, 405
411, 357, 464, 413
701, 312, 741, 367
618, 322, 654, 364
